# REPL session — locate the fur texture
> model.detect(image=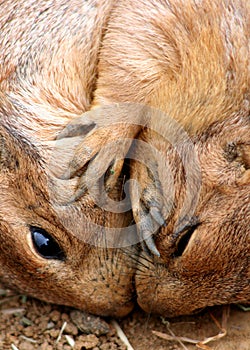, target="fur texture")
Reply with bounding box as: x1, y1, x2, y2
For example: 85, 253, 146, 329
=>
132, 113, 250, 316
0, 0, 249, 318
0, 0, 136, 317
93, 0, 250, 315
